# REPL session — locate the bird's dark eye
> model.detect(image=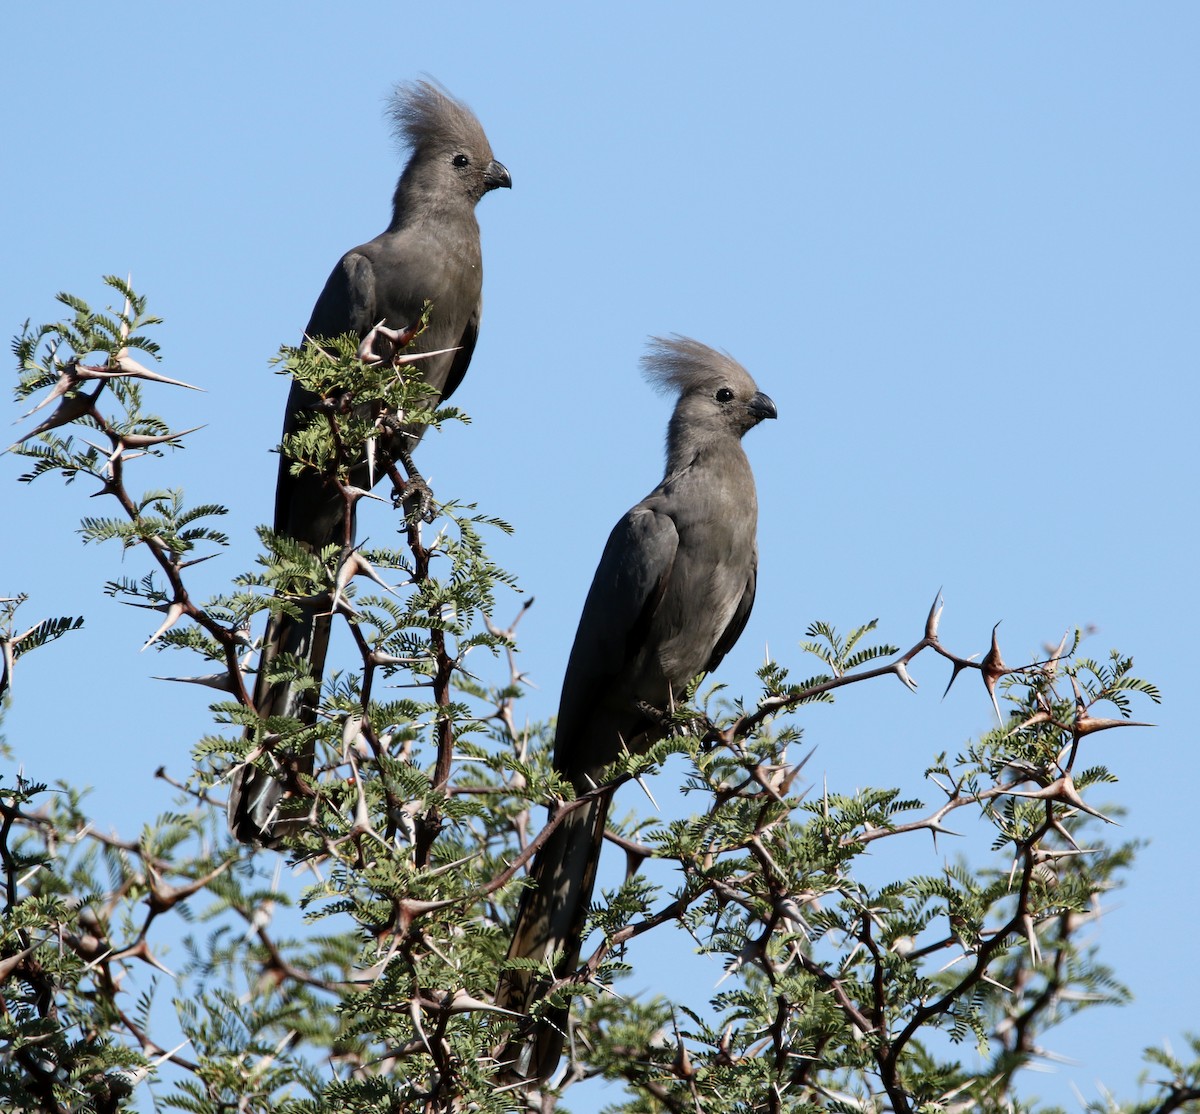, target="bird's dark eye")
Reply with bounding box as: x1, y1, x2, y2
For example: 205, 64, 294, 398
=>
452, 153, 470, 168
715, 387, 735, 403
